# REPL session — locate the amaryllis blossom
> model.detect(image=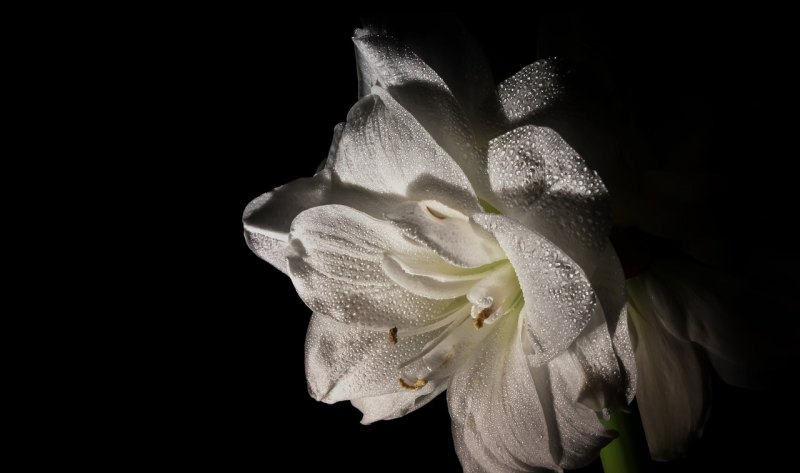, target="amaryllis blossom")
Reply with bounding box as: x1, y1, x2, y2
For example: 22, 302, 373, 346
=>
626, 257, 771, 460
243, 22, 635, 471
